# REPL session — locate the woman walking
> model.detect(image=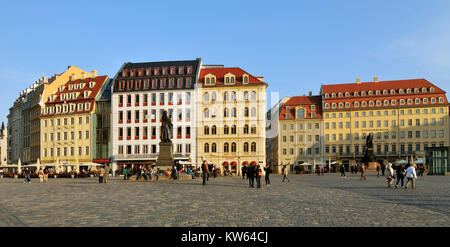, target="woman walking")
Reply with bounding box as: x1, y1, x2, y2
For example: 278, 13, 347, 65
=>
256, 165, 262, 188
360, 164, 366, 181
282, 164, 290, 182
395, 164, 405, 188
264, 164, 271, 186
